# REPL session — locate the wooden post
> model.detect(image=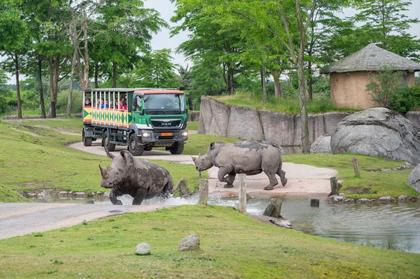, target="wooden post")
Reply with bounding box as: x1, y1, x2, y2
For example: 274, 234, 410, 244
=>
198, 179, 208, 205
329, 176, 342, 196
238, 174, 247, 213
352, 158, 361, 178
